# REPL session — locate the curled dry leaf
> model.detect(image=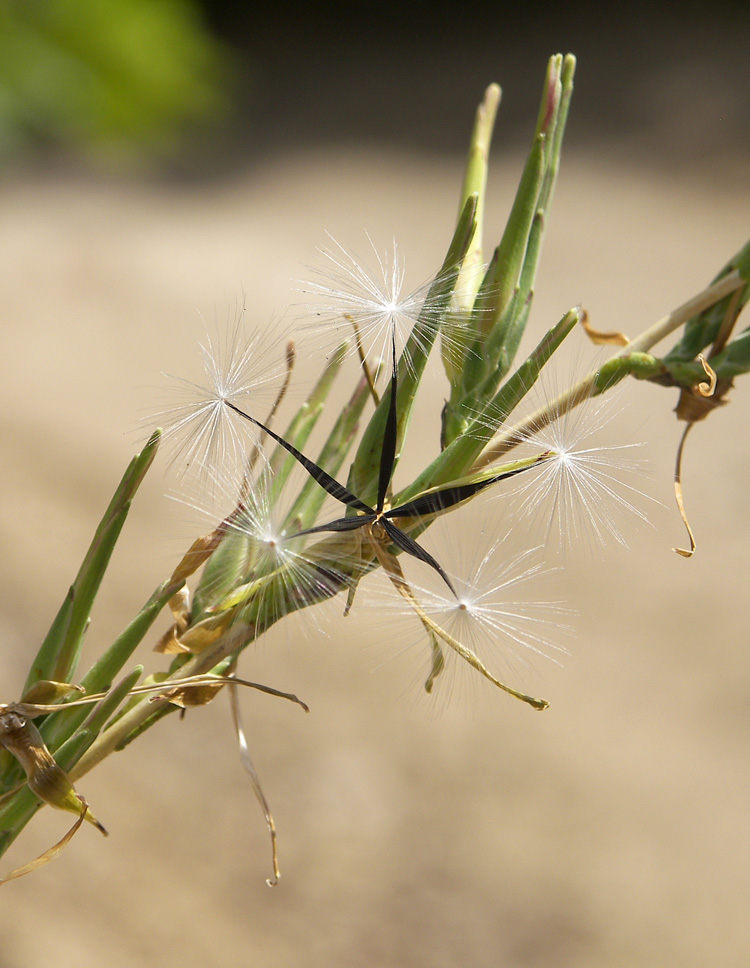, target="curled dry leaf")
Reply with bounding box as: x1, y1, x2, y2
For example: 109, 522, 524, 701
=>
693, 354, 718, 398
0, 798, 89, 886
19, 681, 85, 706
579, 308, 630, 346
671, 355, 721, 557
